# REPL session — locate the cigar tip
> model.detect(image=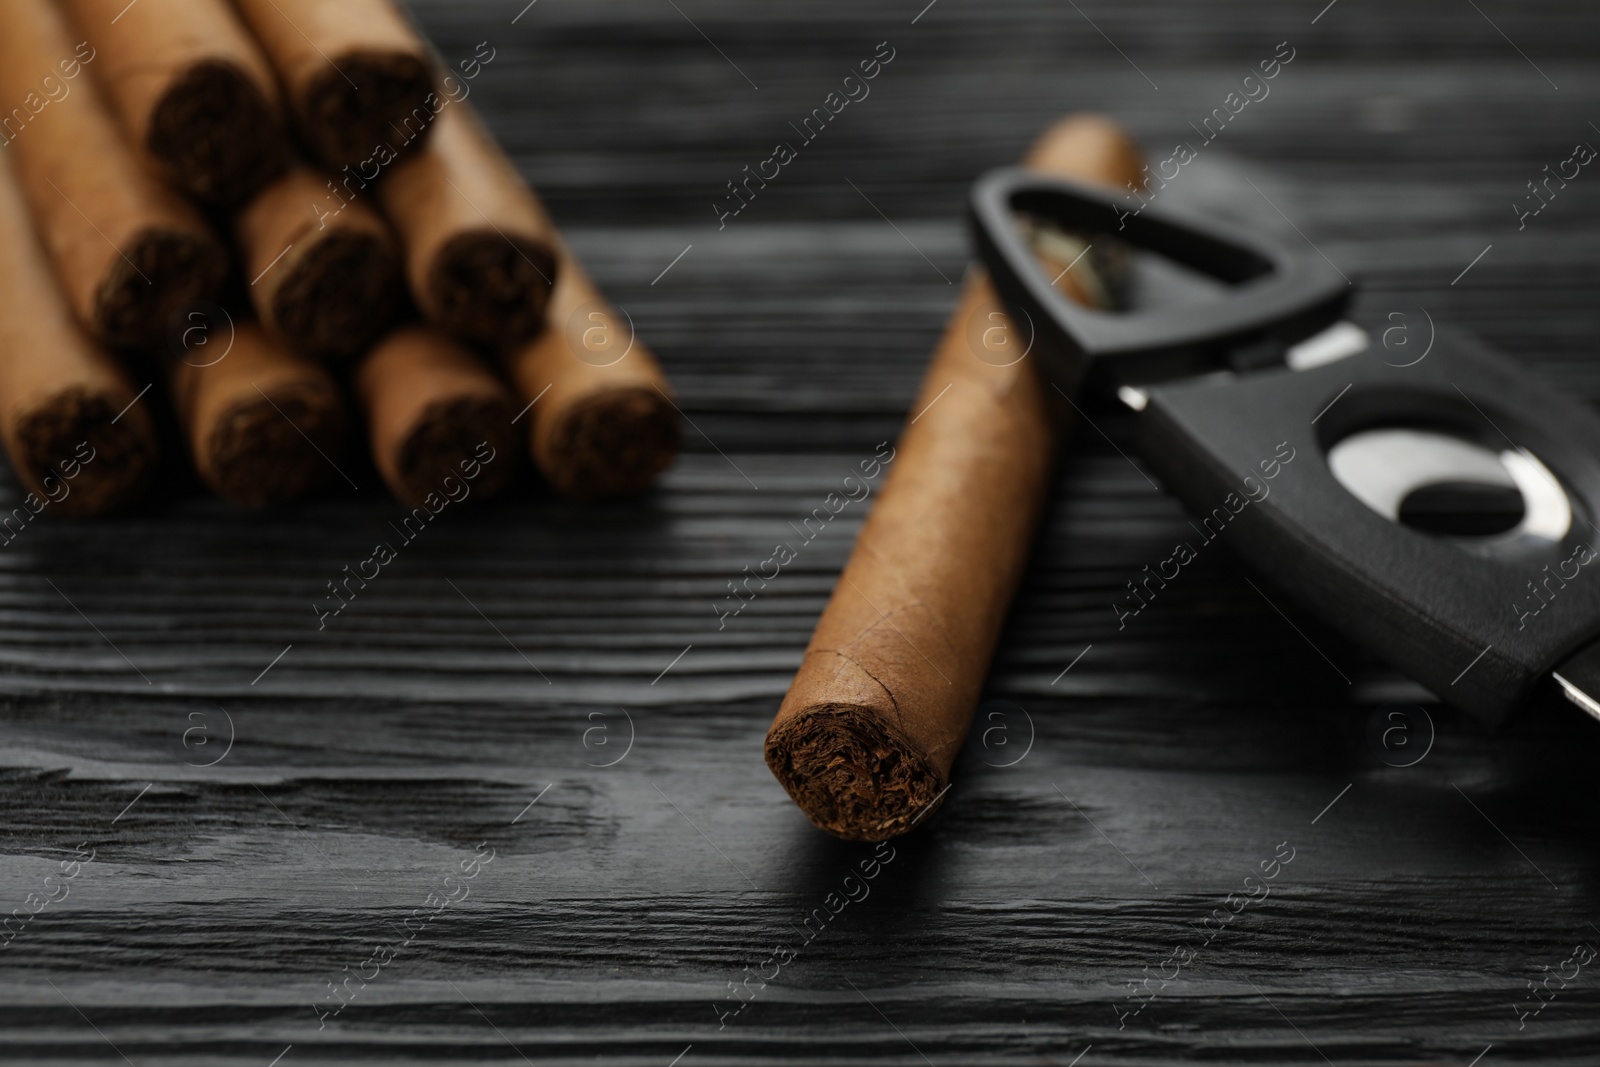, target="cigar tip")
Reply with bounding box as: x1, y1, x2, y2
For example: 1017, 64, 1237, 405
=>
204, 381, 347, 508
538, 385, 679, 500
428, 231, 559, 350
394, 395, 520, 507
16, 387, 158, 518
303, 49, 436, 169
764, 704, 947, 842
149, 60, 290, 205
94, 228, 229, 351
273, 229, 405, 358
1025, 112, 1147, 191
